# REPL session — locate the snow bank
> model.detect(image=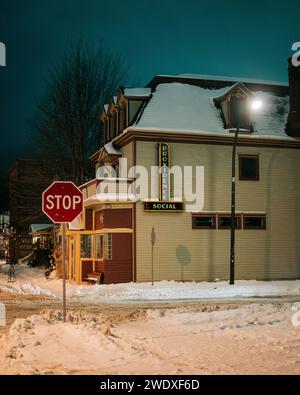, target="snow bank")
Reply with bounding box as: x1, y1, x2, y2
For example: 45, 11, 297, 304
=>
0, 303, 299, 374
1, 264, 300, 302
